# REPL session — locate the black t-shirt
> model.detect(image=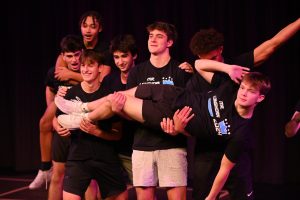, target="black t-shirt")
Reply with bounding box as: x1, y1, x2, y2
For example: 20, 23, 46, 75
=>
45, 67, 75, 94
102, 70, 136, 156
82, 34, 115, 70
57, 83, 120, 163
127, 58, 192, 151
175, 74, 253, 163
